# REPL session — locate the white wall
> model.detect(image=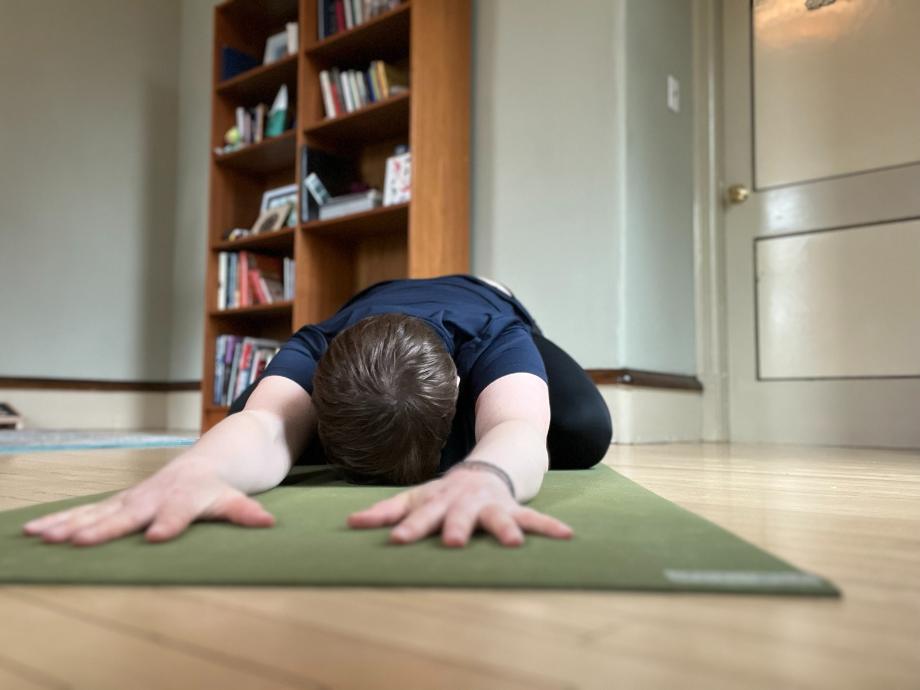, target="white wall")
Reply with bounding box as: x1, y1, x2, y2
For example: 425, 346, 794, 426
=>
0, 0, 181, 381
621, 0, 696, 375
472, 0, 696, 374
170, 0, 221, 381
471, 0, 626, 369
